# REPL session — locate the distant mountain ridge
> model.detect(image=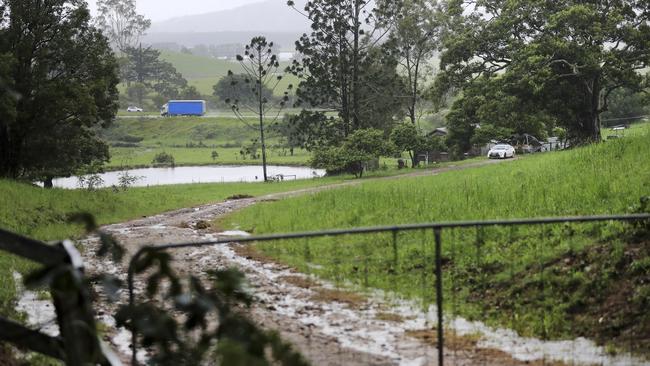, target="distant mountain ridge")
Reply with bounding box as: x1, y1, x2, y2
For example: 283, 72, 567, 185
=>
142, 31, 301, 51
149, 0, 309, 34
